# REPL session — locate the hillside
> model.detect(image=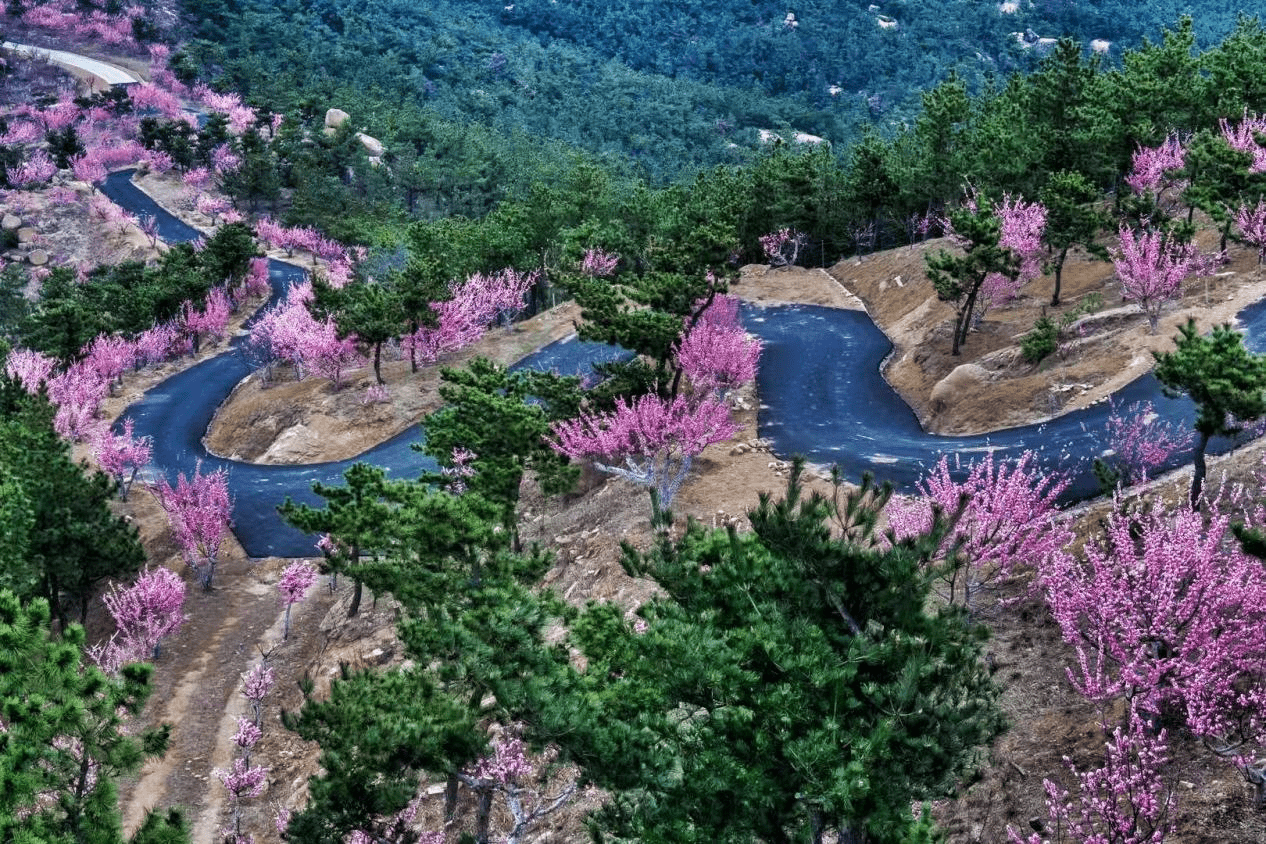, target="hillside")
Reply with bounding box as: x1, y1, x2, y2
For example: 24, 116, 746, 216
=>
8, 5, 1266, 843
